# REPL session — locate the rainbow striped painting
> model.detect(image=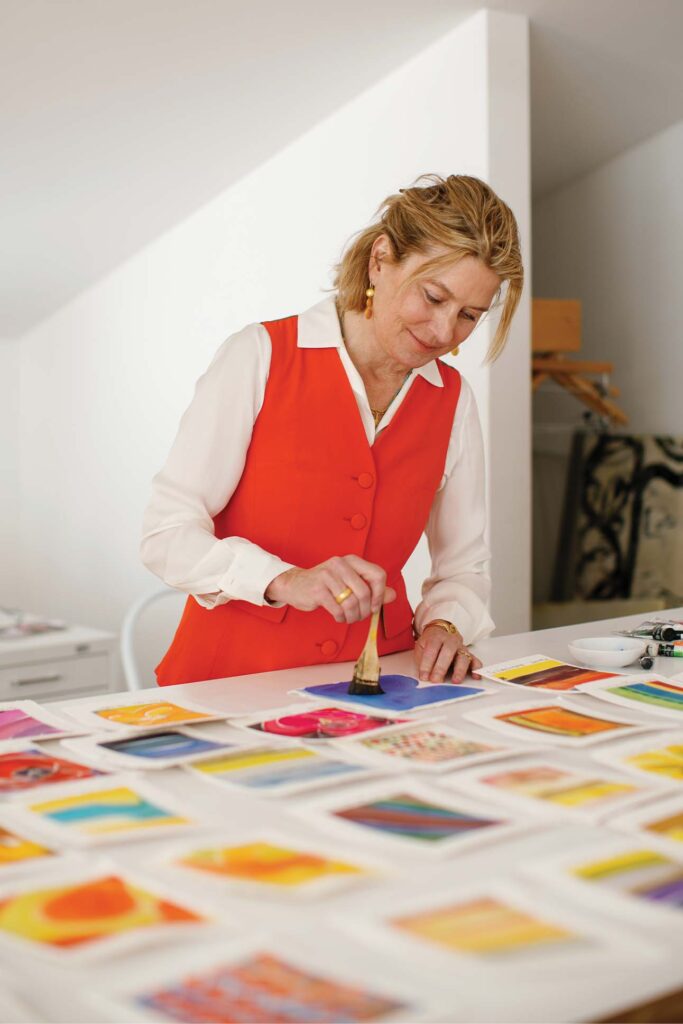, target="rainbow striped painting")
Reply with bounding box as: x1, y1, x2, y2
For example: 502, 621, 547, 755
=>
334, 792, 501, 843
